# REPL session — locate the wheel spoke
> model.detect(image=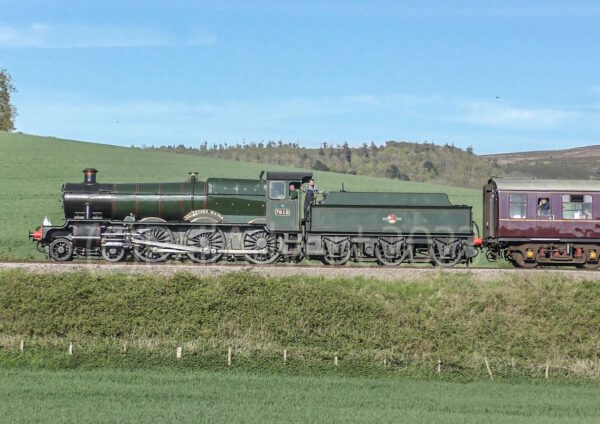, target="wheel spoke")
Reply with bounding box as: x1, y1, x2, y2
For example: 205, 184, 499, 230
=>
133, 226, 173, 263
243, 230, 280, 264
186, 228, 225, 264
49, 238, 73, 262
